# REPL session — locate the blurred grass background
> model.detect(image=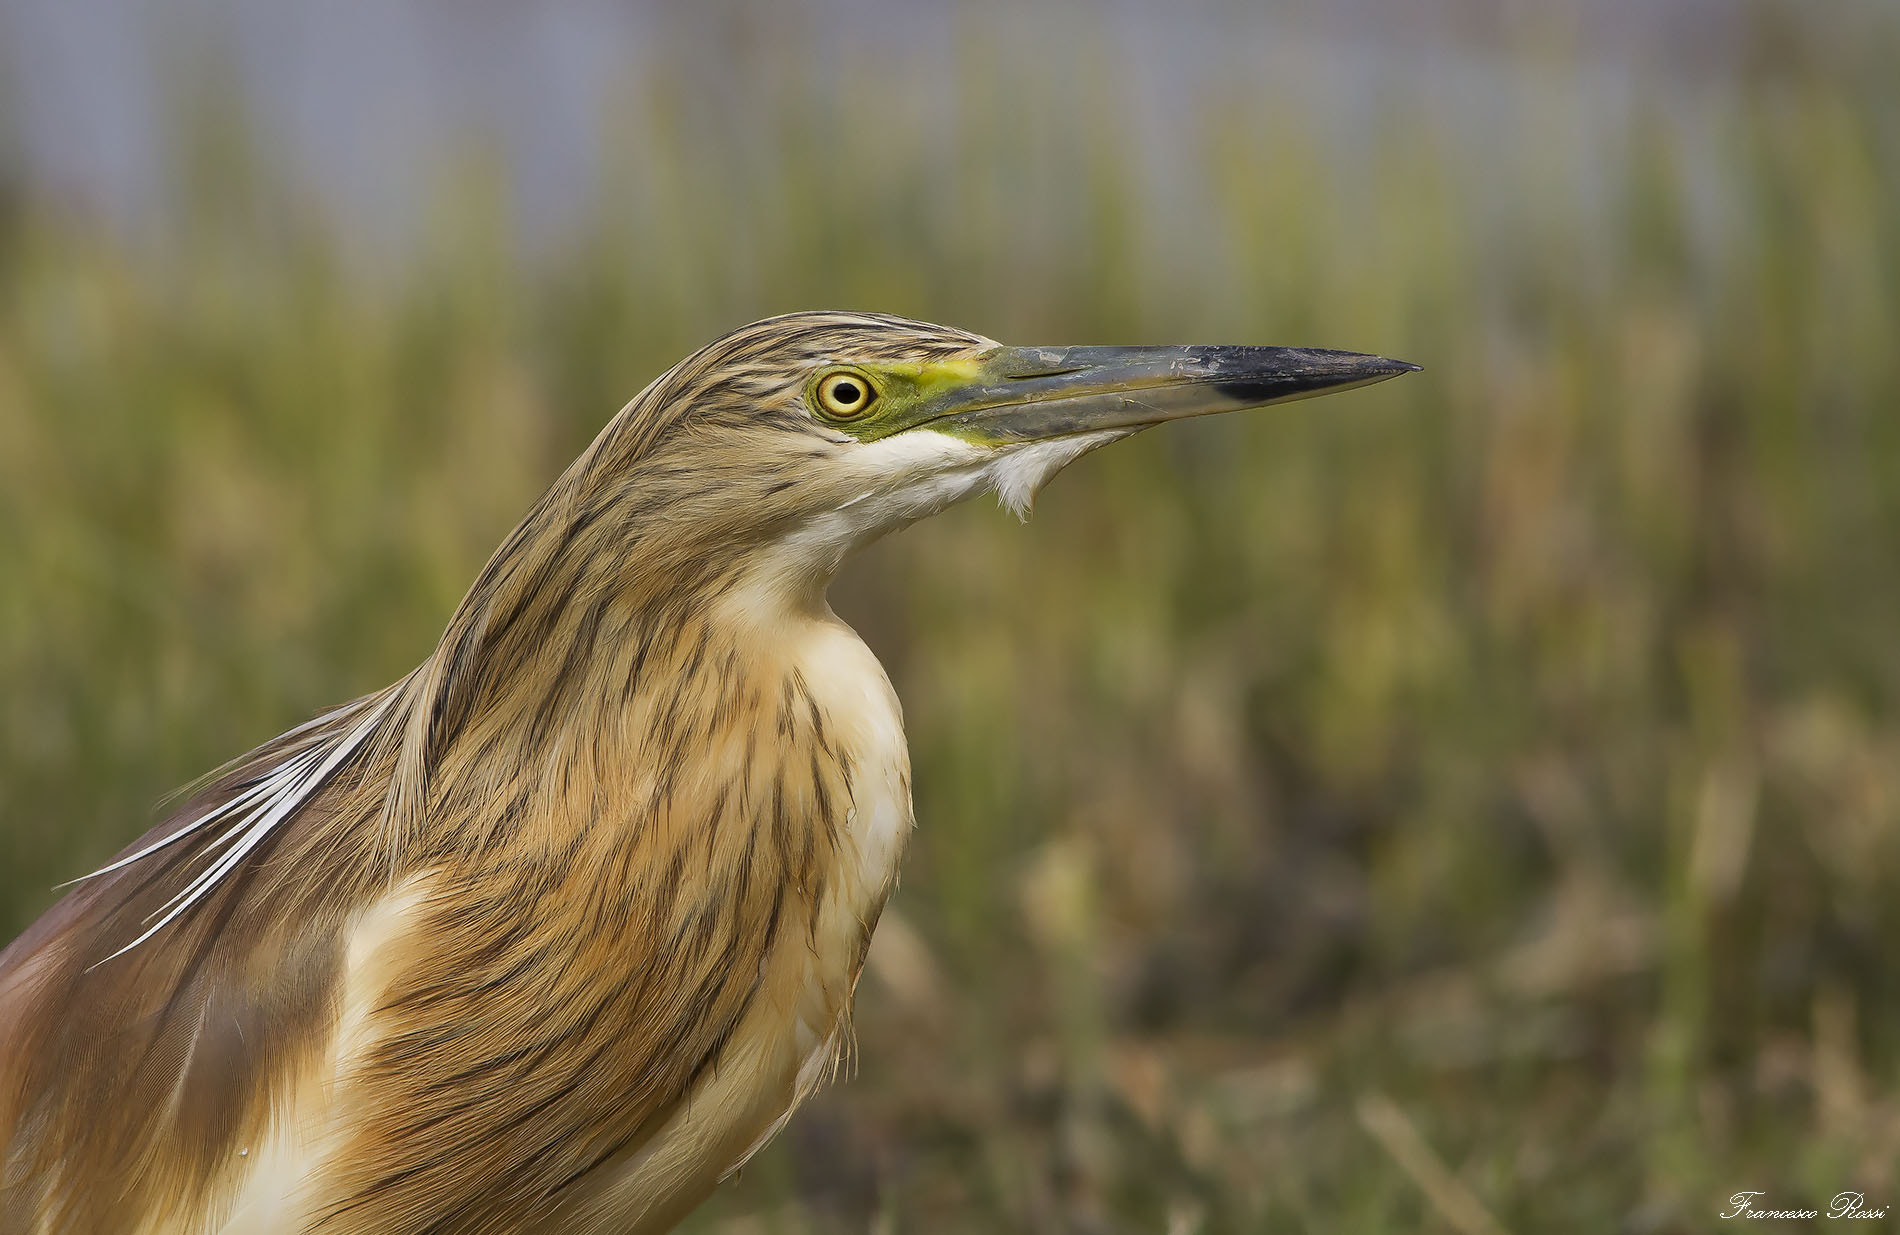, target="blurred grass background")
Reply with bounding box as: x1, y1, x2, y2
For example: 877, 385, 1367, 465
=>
3, 1, 1900, 1230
